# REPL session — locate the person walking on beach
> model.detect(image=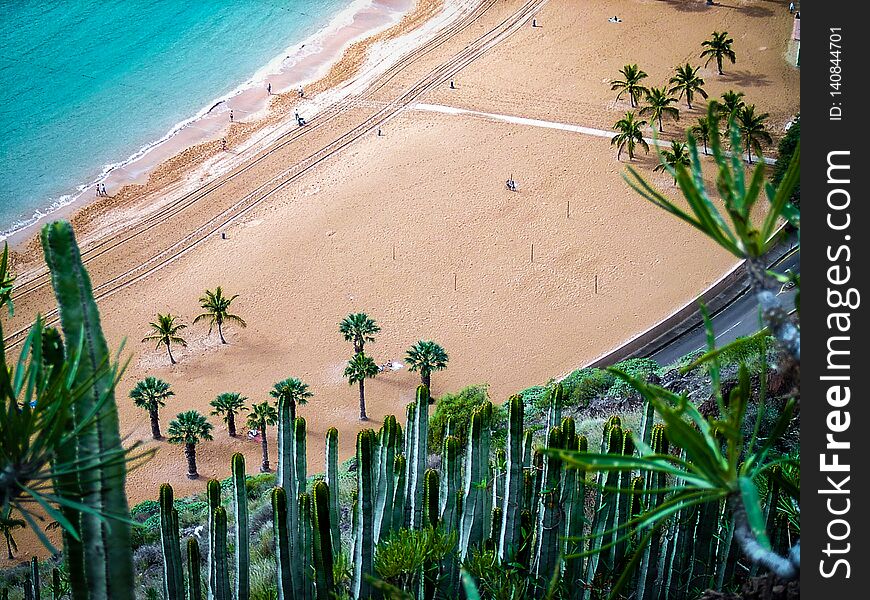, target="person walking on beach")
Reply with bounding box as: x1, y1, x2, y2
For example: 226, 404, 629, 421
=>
298, 86, 304, 98
96, 184, 102, 197
230, 109, 234, 123
788, 2, 795, 13
450, 79, 455, 89
221, 138, 227, 151
267, 82, 272, 95
101, 183, 108, 197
